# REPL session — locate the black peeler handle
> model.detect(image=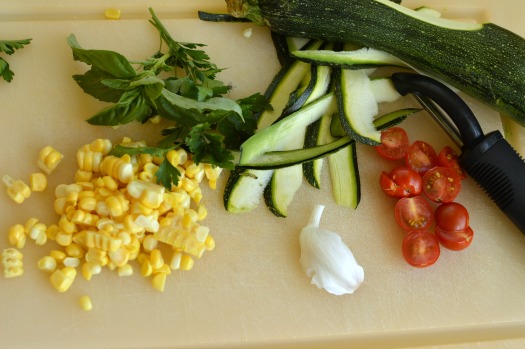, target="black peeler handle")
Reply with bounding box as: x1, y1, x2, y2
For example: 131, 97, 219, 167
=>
392, 72, 525, 235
